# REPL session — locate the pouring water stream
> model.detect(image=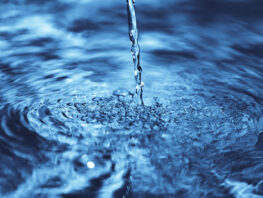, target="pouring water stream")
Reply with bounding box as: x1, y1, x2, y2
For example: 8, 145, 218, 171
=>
127, 0, 144, 105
